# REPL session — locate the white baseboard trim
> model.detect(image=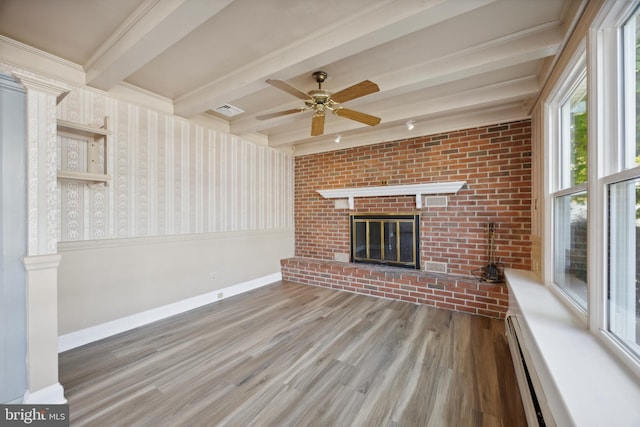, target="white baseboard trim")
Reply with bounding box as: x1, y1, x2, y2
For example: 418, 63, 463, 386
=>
23, 383, 67, 404
58, 273, 281, 353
